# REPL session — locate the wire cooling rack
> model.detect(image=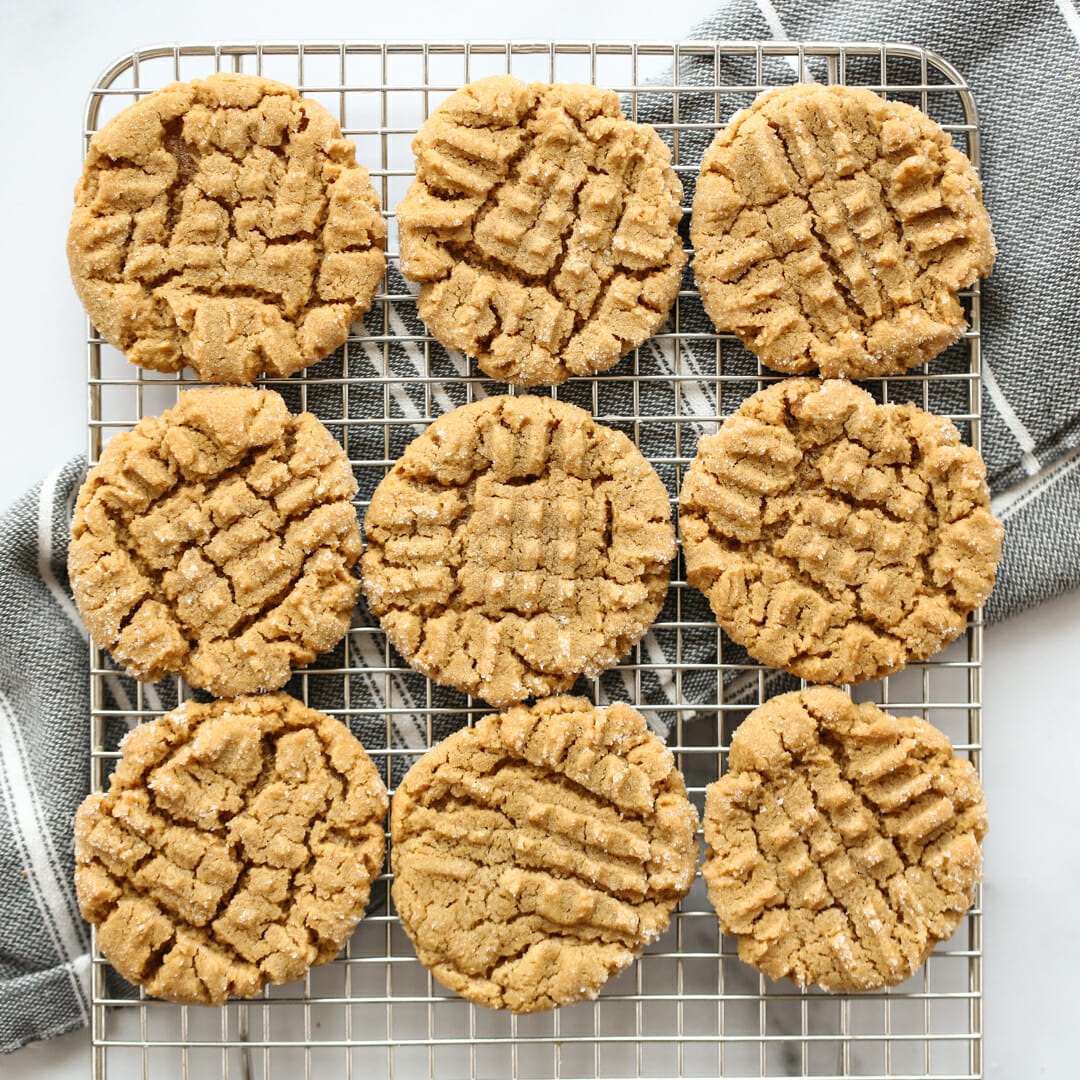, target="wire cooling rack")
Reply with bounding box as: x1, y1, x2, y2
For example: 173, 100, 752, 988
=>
84, 39, 986, 1080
